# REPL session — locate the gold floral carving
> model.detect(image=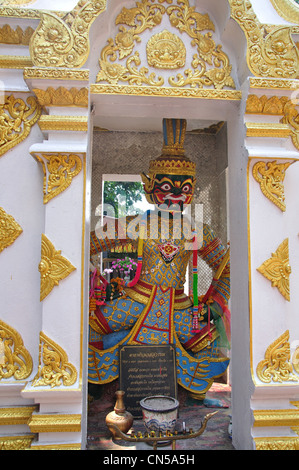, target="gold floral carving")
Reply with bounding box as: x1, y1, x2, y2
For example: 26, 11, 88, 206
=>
256, 330, 298, 383
0, 319, 33, 381
0, 95, 41, 158
96, 0, 236, 91
257, 238, 291, 301
33, 87, 88, 107
0, 207, 23, 253
29, 1, 107, 68
33, 153, 82, 204
228, 0, 299, 79
252, 160, 293, 212
146, 29, 186, 69
32, 331, 77, 388
39, 234, 76, 301
0, 24, 34, 45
